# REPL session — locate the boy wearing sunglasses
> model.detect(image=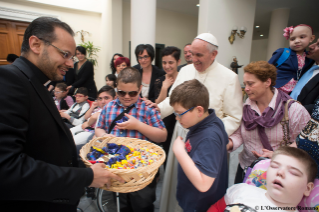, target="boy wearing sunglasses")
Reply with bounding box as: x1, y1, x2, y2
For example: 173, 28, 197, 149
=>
60, 87, 90, 128
170, 79, 228, 212
95, 67, 167, 212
